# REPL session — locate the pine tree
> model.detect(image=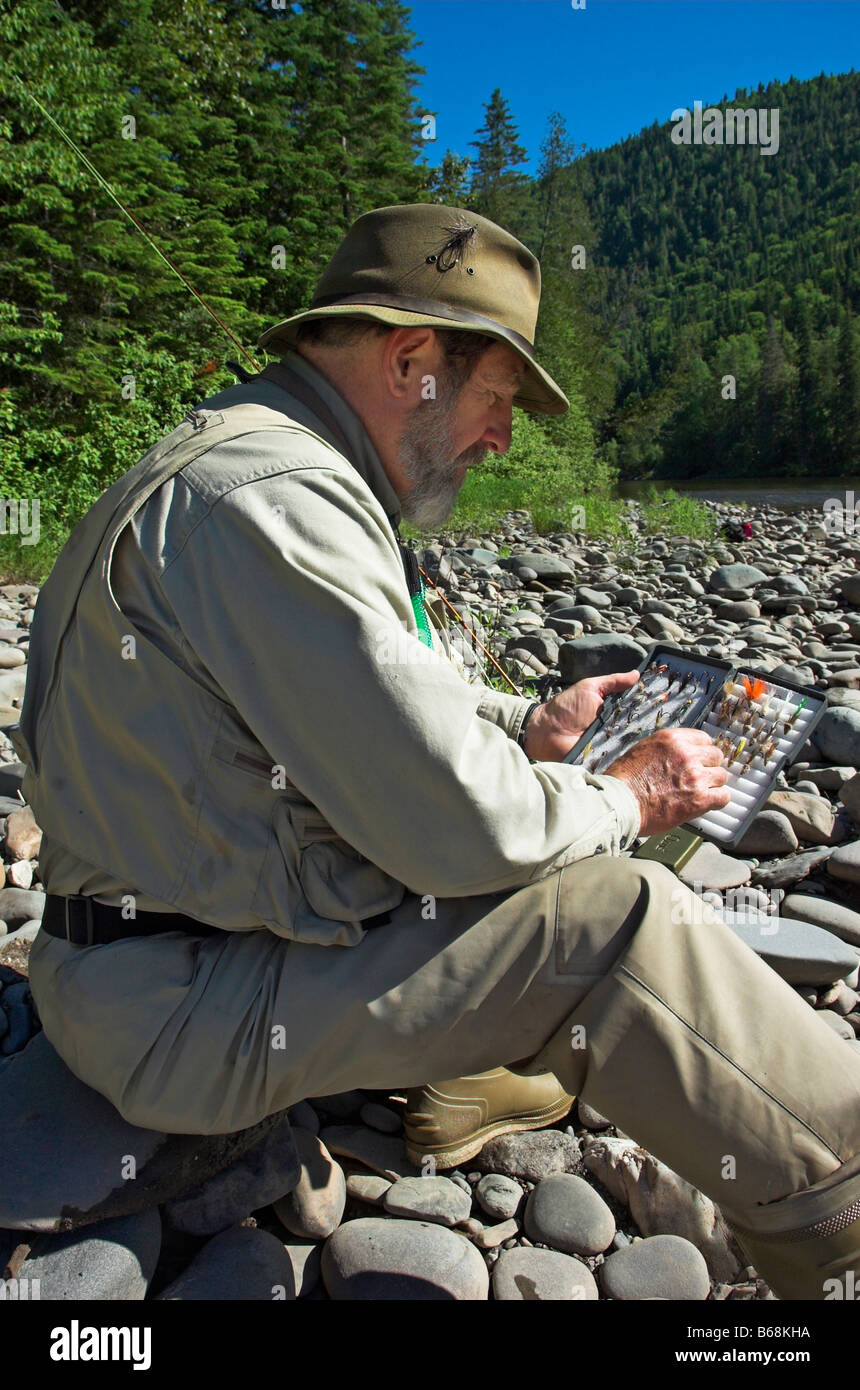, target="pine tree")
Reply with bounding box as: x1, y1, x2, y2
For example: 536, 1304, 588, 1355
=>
427, 151, 472, 207
535, 111, 579, 263
835, 309, 860, 473
468, 88, 528, 228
